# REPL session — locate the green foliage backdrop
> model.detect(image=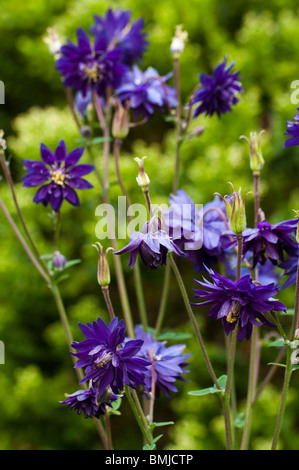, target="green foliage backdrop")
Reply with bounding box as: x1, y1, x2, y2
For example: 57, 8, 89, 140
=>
0, 0, 299, 450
